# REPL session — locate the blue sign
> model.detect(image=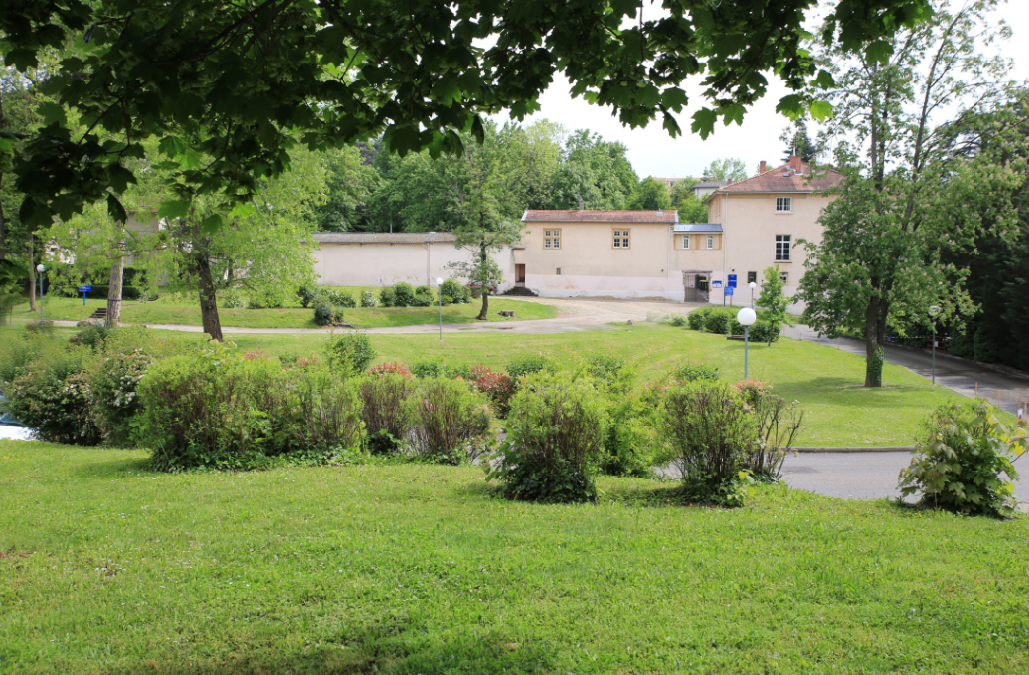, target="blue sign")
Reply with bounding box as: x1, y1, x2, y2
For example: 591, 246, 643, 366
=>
727, 274, 738, 288
712, 280, 723, 288
79, 285, 92, 293
724, 286, 734, 296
